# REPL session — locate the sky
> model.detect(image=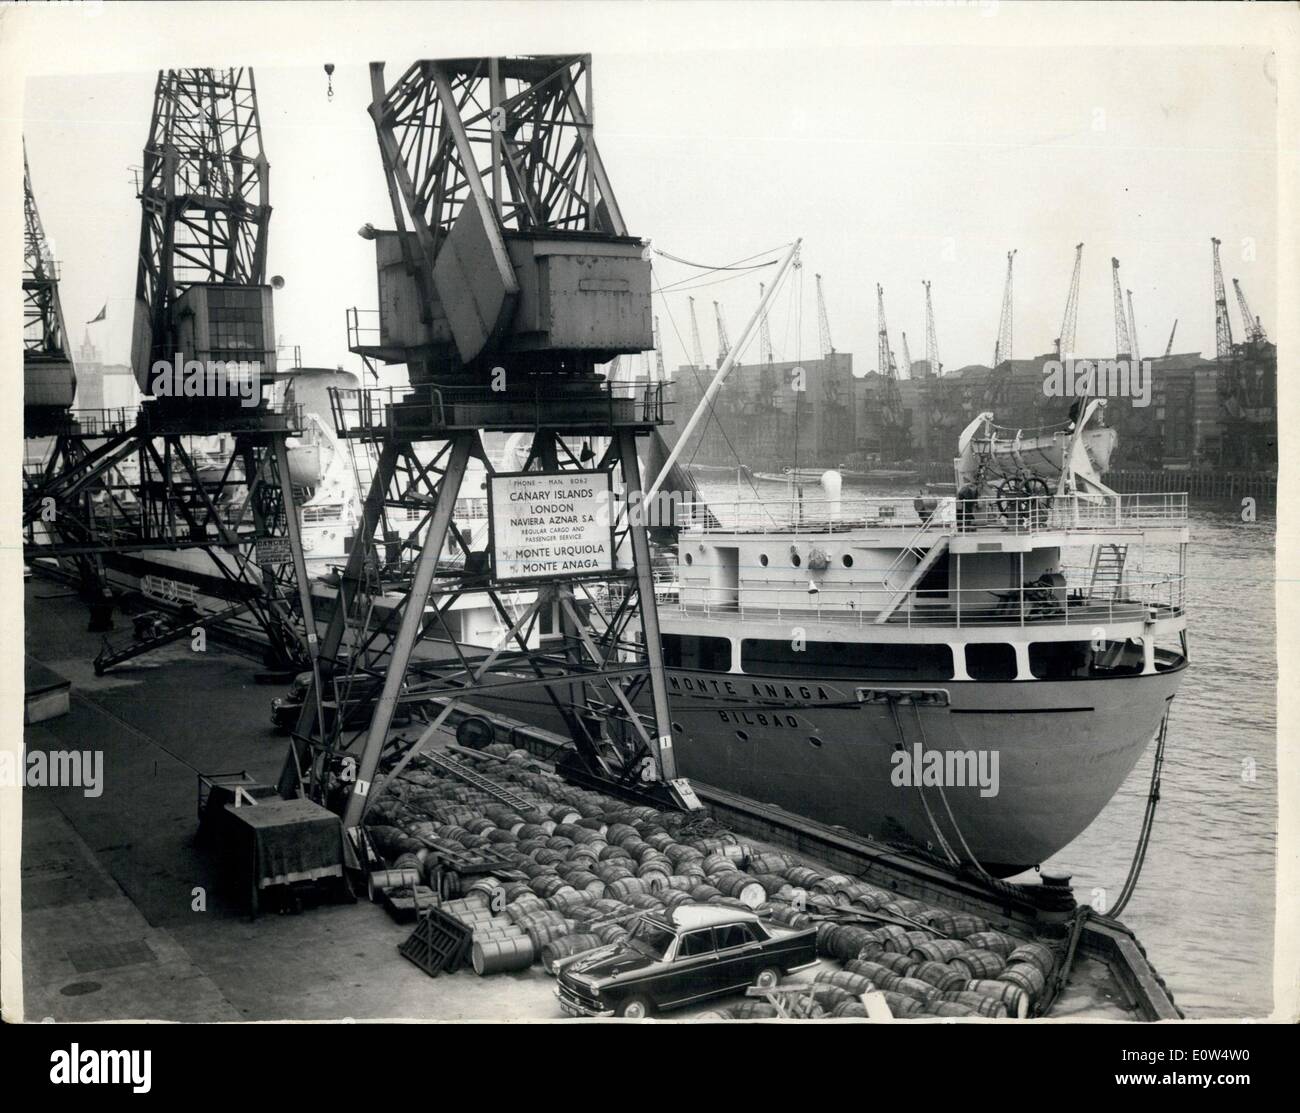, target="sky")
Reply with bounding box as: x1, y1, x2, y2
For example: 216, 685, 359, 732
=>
23, 38, 1279, 382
